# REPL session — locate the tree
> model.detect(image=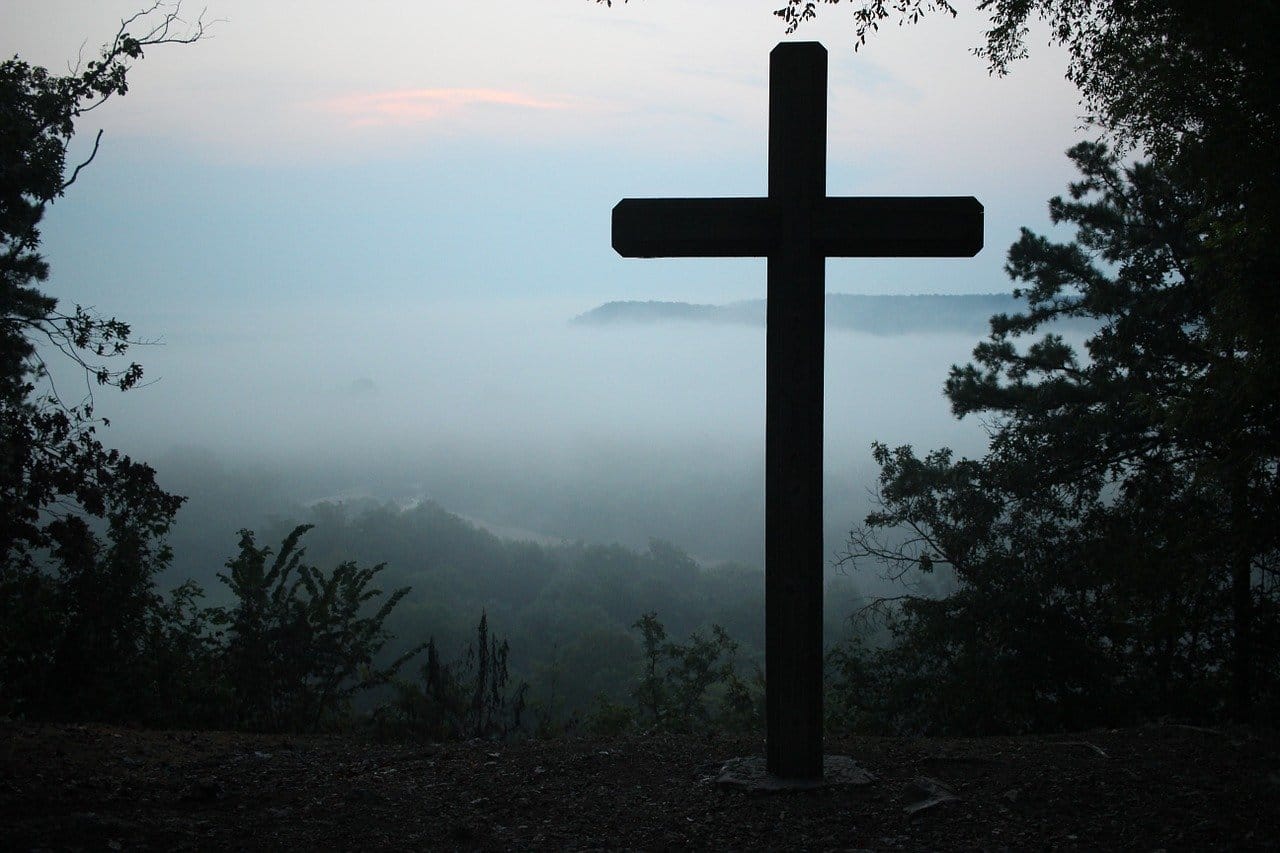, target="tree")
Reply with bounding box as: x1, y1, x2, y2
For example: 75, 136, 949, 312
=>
842, 142, 1279, 729
1, 4, 207, 721
1, 4, 204, 567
